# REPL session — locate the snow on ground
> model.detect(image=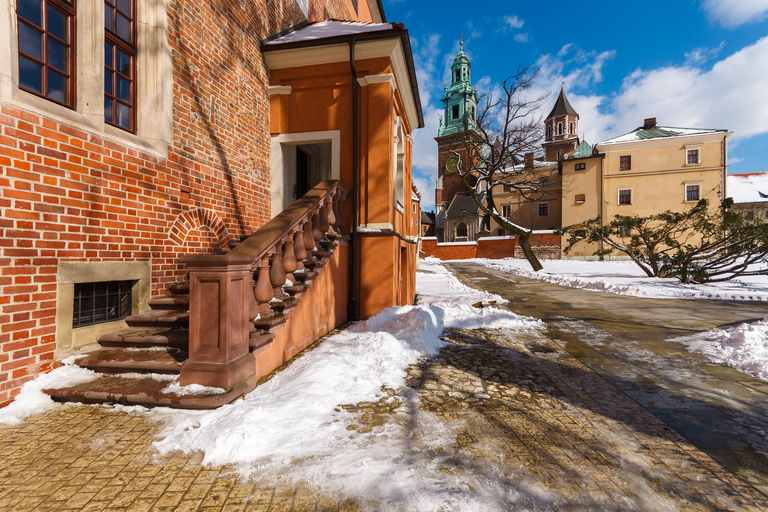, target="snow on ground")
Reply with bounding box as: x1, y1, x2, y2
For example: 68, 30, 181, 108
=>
477, 258, 768, 301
